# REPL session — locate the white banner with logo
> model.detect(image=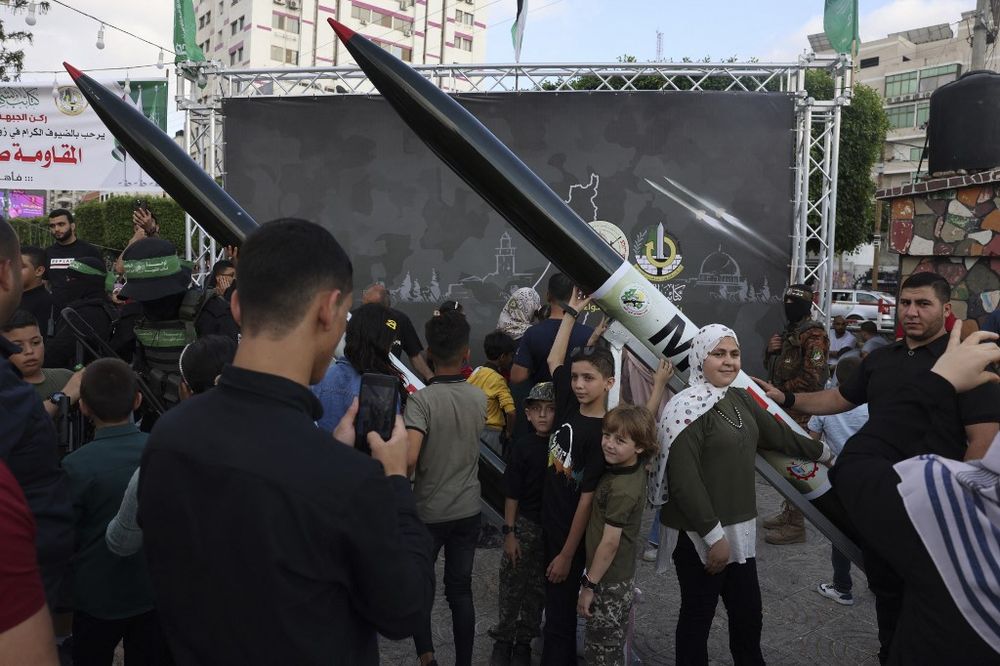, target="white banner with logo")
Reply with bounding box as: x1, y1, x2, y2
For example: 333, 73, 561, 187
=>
0, 79, 168, 192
